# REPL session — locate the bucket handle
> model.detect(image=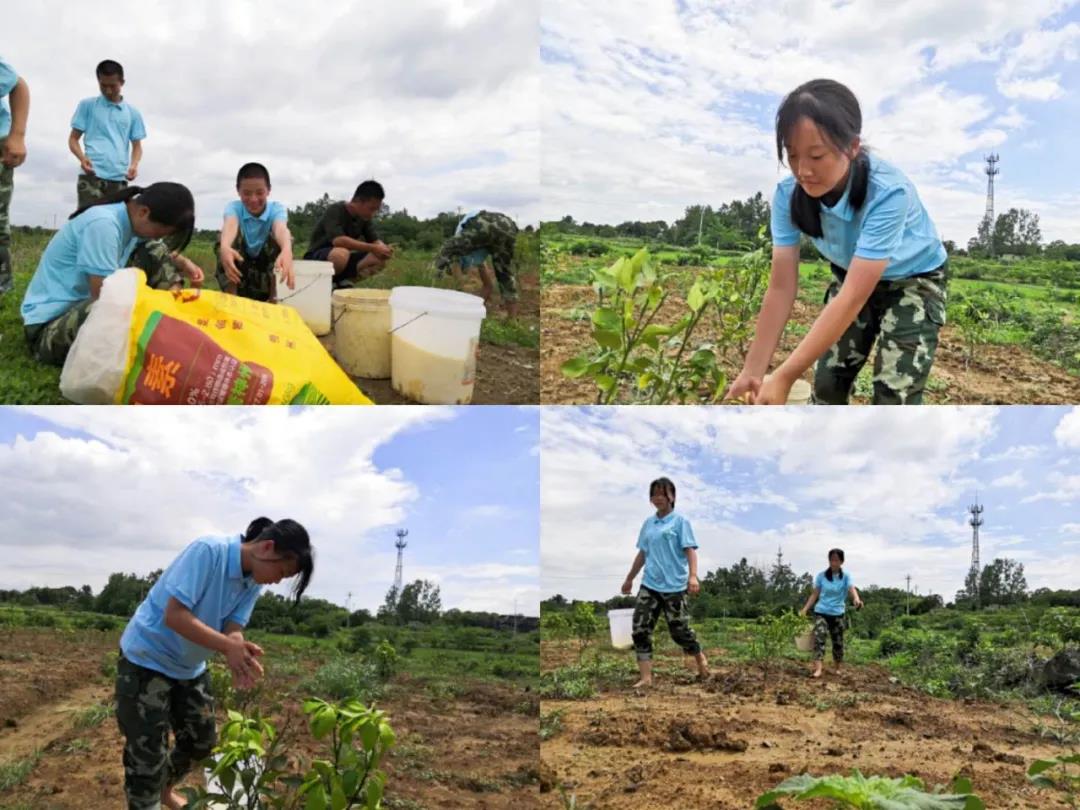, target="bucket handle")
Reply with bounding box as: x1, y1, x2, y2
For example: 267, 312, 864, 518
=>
275, 272, 322, 304
388, 311, 429, 335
